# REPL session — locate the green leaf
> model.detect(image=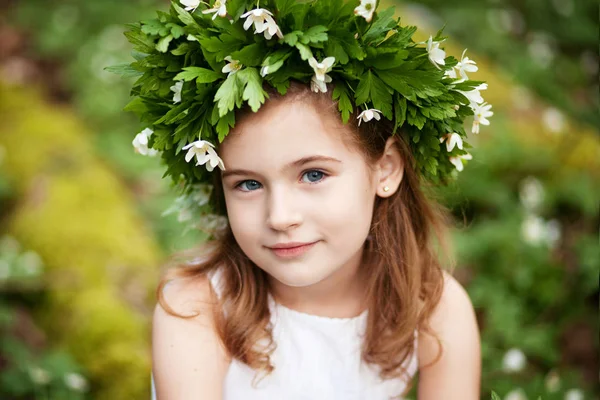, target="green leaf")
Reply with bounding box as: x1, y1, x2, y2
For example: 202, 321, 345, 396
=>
141, 19, 168, 36
295, 43, 313, 60
214, 74, 241, 117
156, 35, 173, 53
393, 94, 407, 132
332, 84, 353, 123
300, 25, 329, 44
124, 26, 156, 53
104, 64, 143, 78
216, 111, 236, 142
354, 70, 393, 119
123, 97, 148, 115
324, 37, 349, 65
173, 67, 223, 83
171, 42, 191, 56
375, 69, 416, 101
237, 68, 267, 112
491, 392, 501, 400
172, 2, 199, 27
283, 31, 302, 46
231, 43, 264, 66
363, 7, 397, 43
